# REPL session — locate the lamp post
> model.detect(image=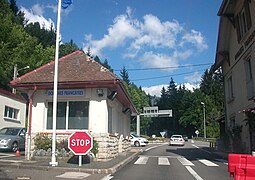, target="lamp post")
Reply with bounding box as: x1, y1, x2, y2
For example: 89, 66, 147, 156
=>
13, 64, 30, 94
201, 102, 206, 139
